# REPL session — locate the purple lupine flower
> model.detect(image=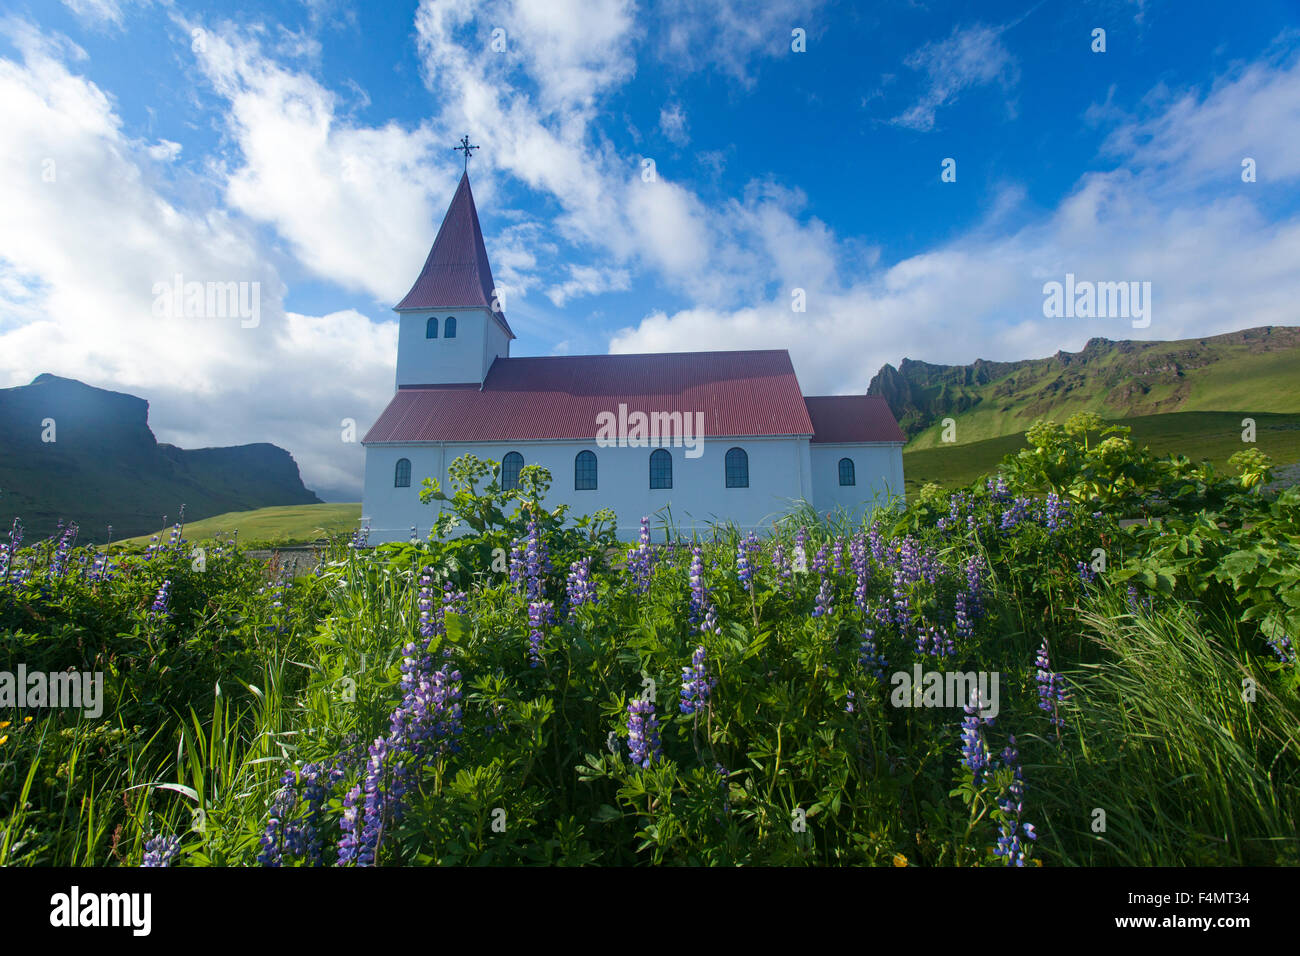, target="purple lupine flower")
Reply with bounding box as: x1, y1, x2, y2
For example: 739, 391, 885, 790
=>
959, 691, 994, 783
1265, 630, 1295, 665
851, 534, 870, 613
994, 736, 1034, 867
830, 537, 845, 576
845, 689, 855, 713
919, 546, 941, 585
260, 760, 350, 868
149, 579, 172, 619
390, 661, 463, 758
626, 517, 654, 594
772, 542, 790, 584
337, 736, 393, 867
965, 554, 986, 618
626, 698, 662, 768
50, 522, 78, 580
1077, 560, 1096, 586
259, 772, 299, 866
336, 645, 463, 866
811, 576, 834, 618
1000, 497, 1032, 531
523, 517, 549, 601
1127, 584, 1152, 614
986, 475, 1009, 502
859, 629, 887, 680
812, 543, 828, 576
0, 518, 22, 587
916, 622, 954, 658
868, 524, 886, 563
736, 541, 753, 591
897, 537, 923, 584
679, 645, 715, 715
527, 600, 551, 666
1044, 493, 1065, 532
954, 591, 974, 643
141, 833, 181, 868
890, 569, 911, 629
566, 556, 596, 619
508, 540, 525, 591
417, 570, 437, 640
689, 545, 709, 628
1035, 639, 1067, 730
